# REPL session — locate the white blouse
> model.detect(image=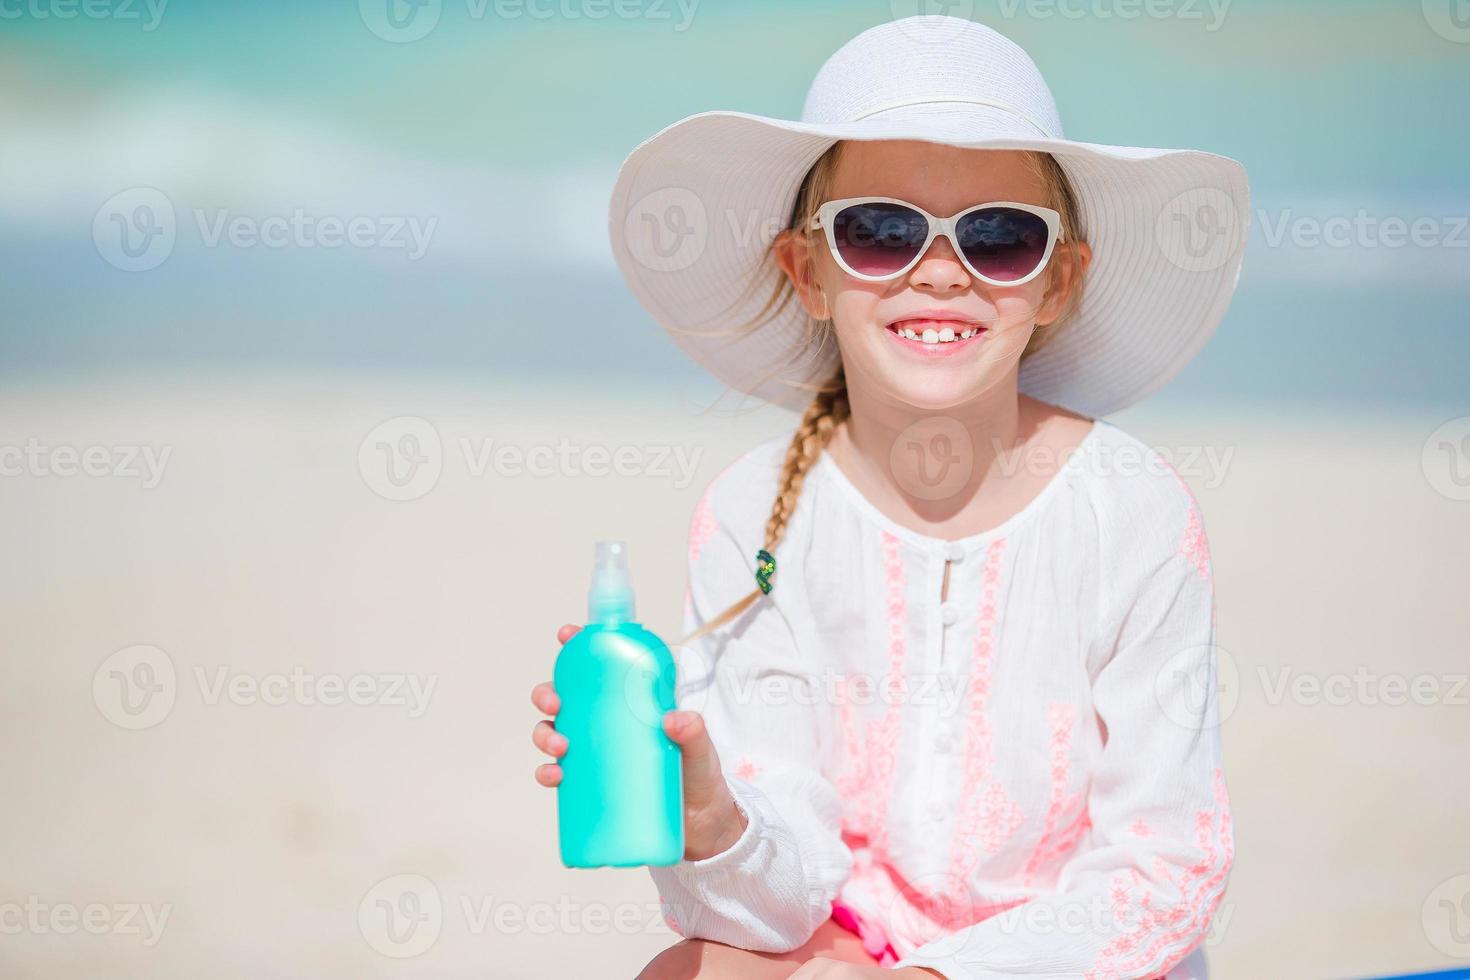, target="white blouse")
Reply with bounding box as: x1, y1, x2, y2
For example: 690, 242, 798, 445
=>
649, 418, 1232, 980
